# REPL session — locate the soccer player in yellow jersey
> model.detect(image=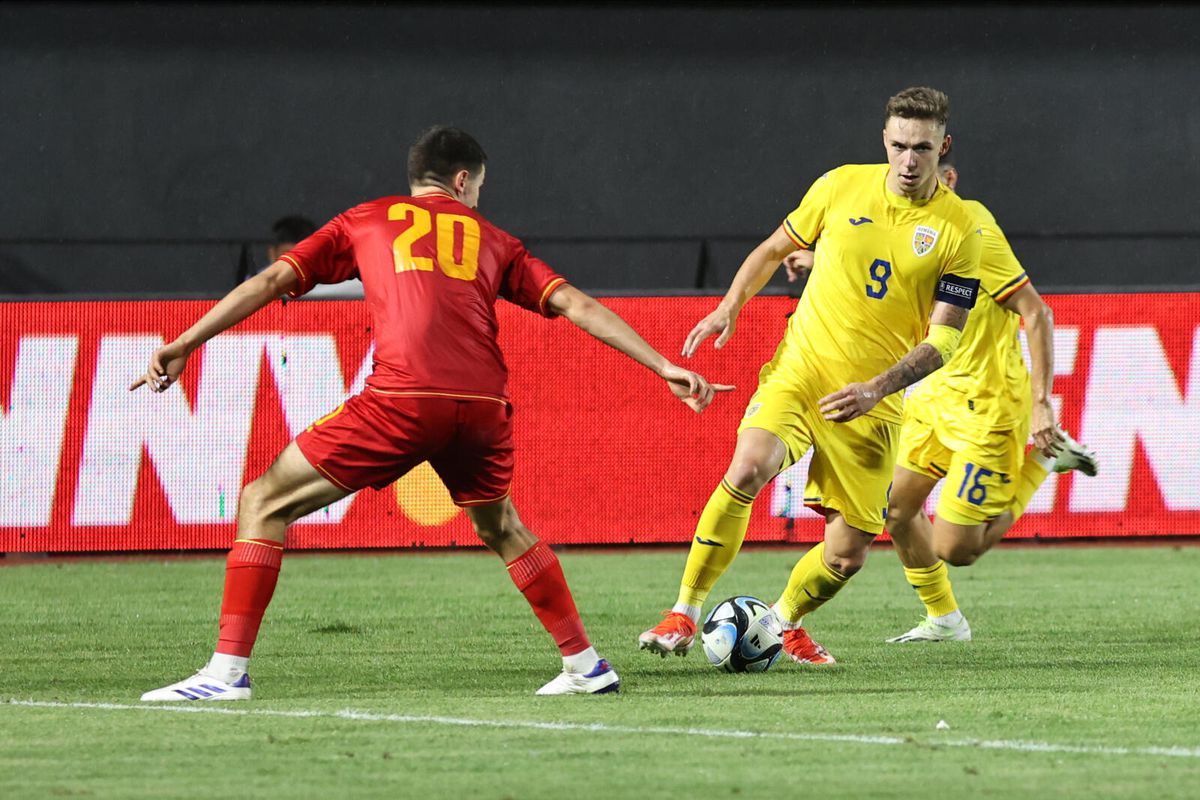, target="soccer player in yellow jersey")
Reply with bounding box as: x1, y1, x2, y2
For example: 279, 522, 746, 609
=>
873, 146, 1098, 642
639, 87, 983, 665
